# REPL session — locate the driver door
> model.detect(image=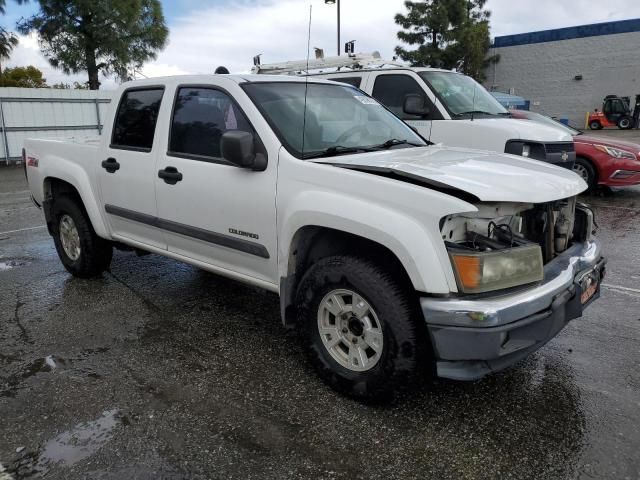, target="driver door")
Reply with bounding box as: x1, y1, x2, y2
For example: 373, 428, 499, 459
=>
154, 83, 278, 284
368, 72, 441, 141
